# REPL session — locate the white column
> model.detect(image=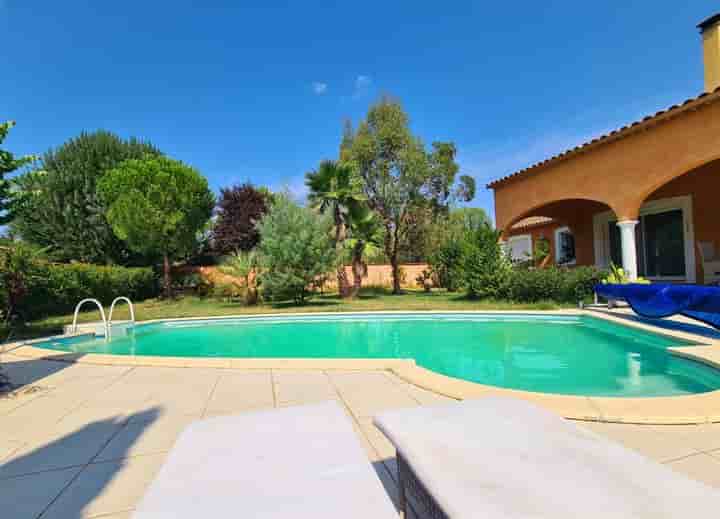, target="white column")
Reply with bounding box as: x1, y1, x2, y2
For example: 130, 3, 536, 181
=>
617, 220, 639, 281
